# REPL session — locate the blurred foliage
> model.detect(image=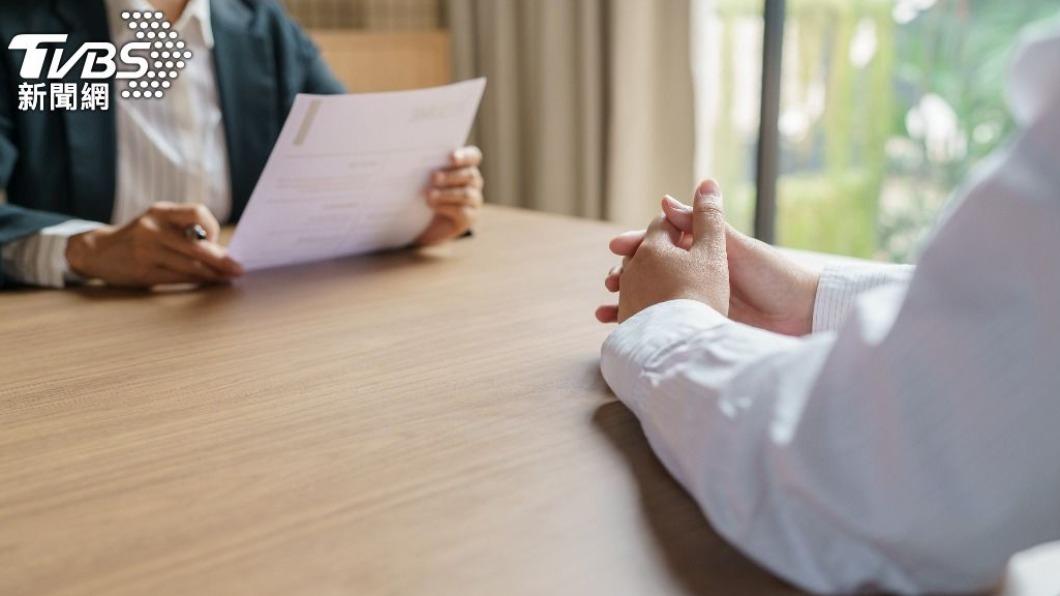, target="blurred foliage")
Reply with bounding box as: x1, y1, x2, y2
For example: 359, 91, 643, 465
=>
779, 171, 878, 256
792, 0, 1055, 259
872, 1, 1059, 261
714, 0, 1059, 261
